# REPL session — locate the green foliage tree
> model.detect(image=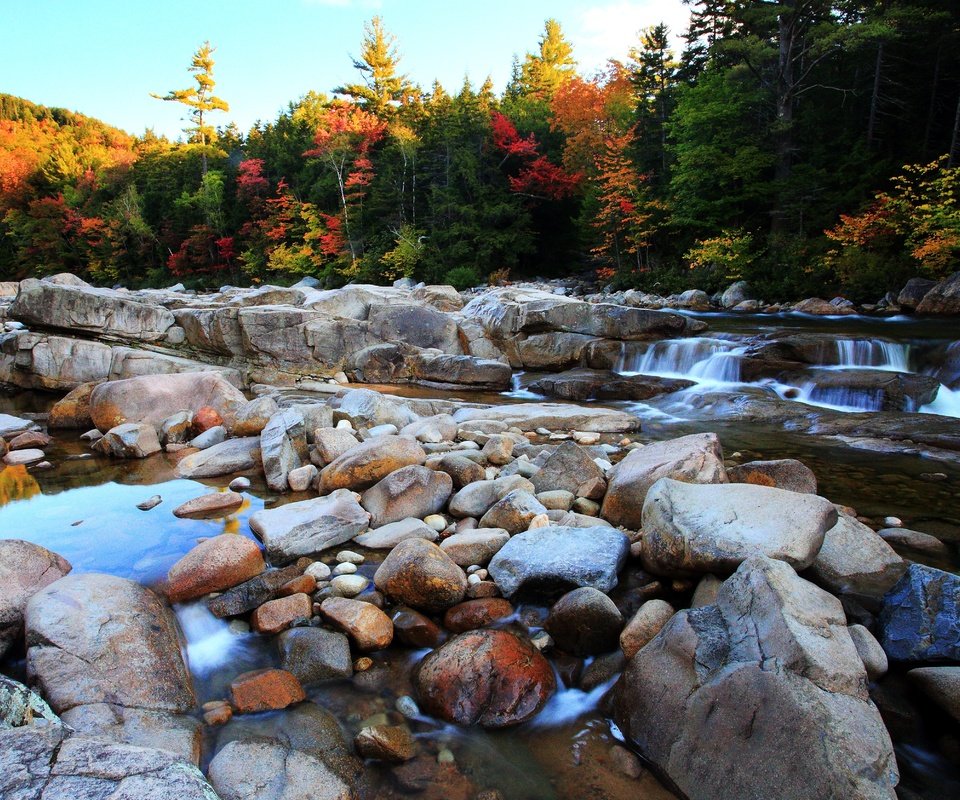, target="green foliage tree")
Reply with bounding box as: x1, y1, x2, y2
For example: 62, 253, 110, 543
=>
336, 17, 412, 116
